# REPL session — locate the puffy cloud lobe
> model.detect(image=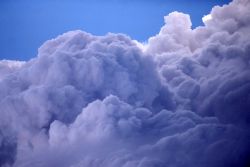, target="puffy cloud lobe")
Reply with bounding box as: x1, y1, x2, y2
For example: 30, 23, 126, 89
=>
0, 31, 162, 167
146, 12, 195, 54
147, 0, 250, 125
0, 0, 250, 166
0, 60, 25, 81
